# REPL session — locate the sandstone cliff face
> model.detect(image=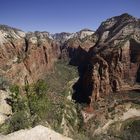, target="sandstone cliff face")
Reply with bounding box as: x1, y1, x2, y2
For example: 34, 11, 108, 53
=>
23, 32, 60, 84
80, 13, 140, 101
0, 26, 60, 85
